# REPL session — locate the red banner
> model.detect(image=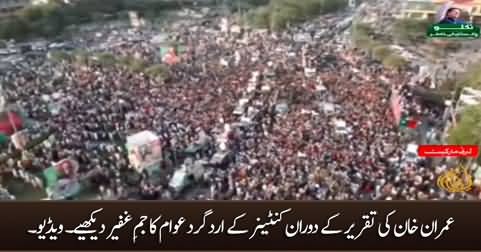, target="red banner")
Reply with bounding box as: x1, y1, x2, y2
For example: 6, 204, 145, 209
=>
418, 145, 479, 157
